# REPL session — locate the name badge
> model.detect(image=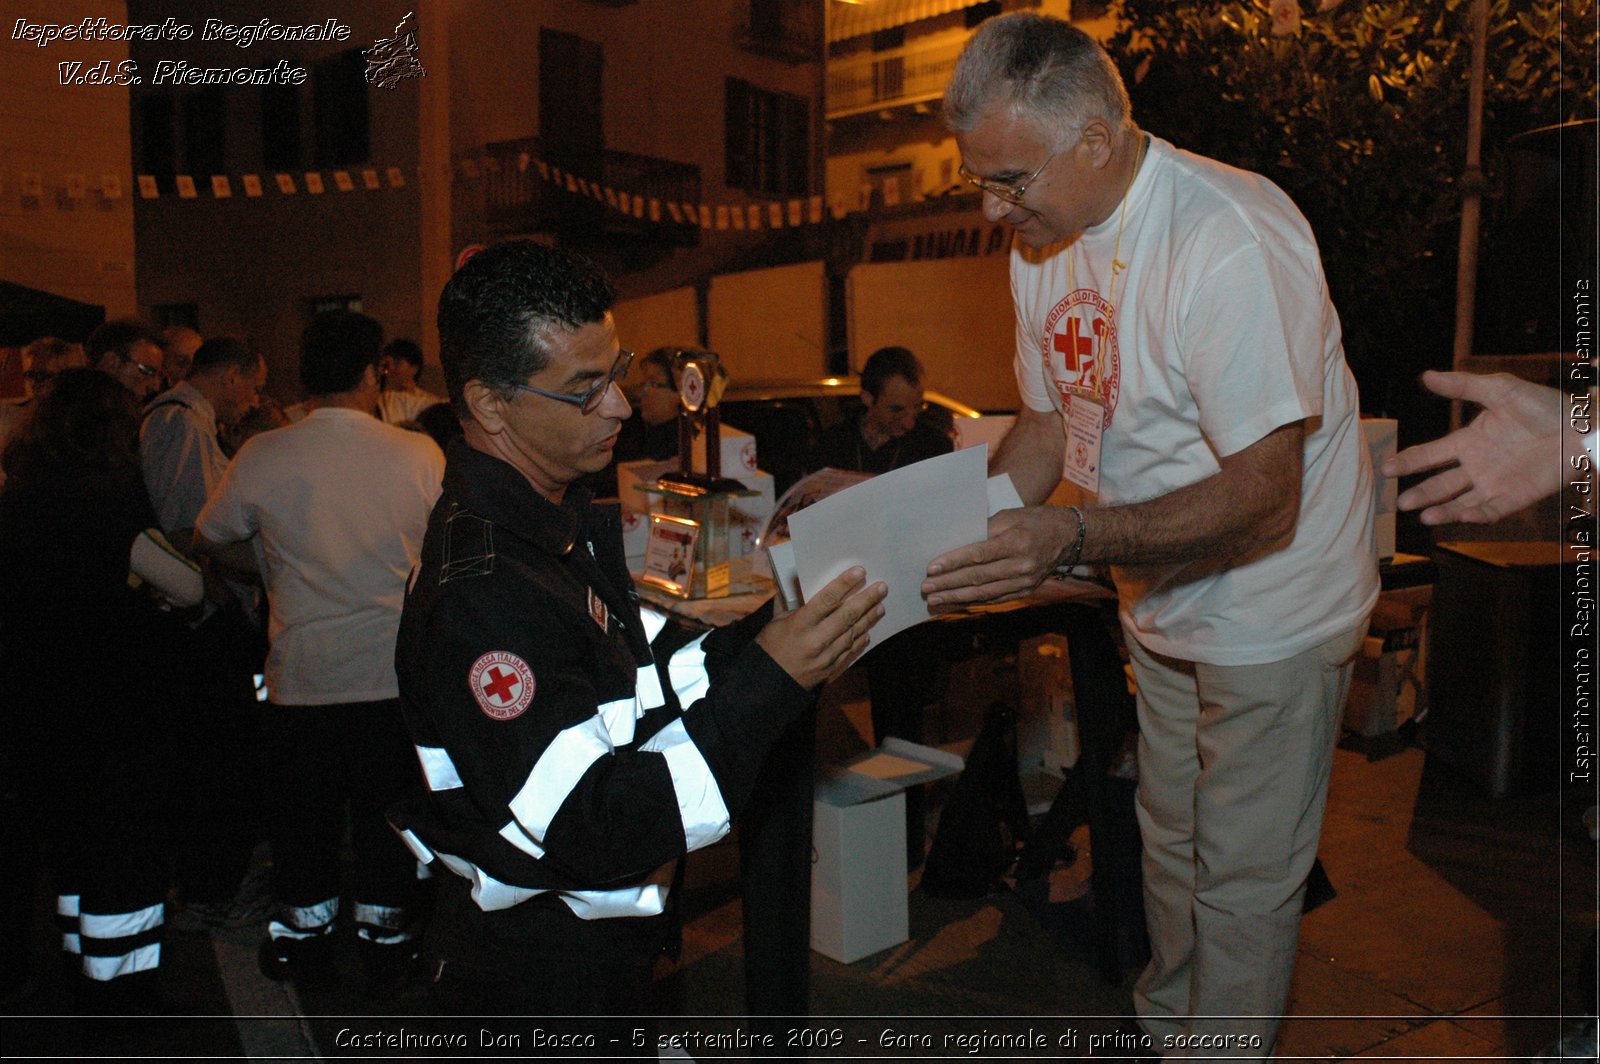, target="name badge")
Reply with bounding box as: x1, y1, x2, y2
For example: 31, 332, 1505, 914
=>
1063, 395, 1104, 495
